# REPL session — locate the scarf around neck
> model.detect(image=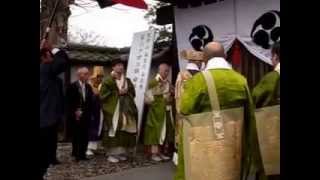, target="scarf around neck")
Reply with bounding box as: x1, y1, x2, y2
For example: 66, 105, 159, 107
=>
111, 71, 127, 91
205, 57, 232, 70
274, 63, 280, 75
